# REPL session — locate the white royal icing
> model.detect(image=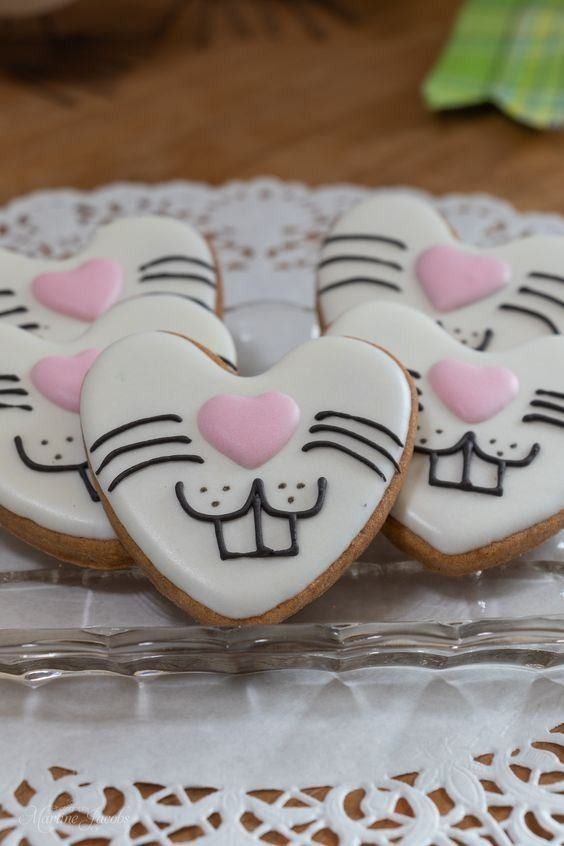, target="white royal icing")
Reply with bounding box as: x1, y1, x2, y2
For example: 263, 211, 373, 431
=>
0, 216, 219, 340
81, 334, 414, 620
328, 303, 564, 557
318, 193, 564, 351
0, 295, 236, 542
